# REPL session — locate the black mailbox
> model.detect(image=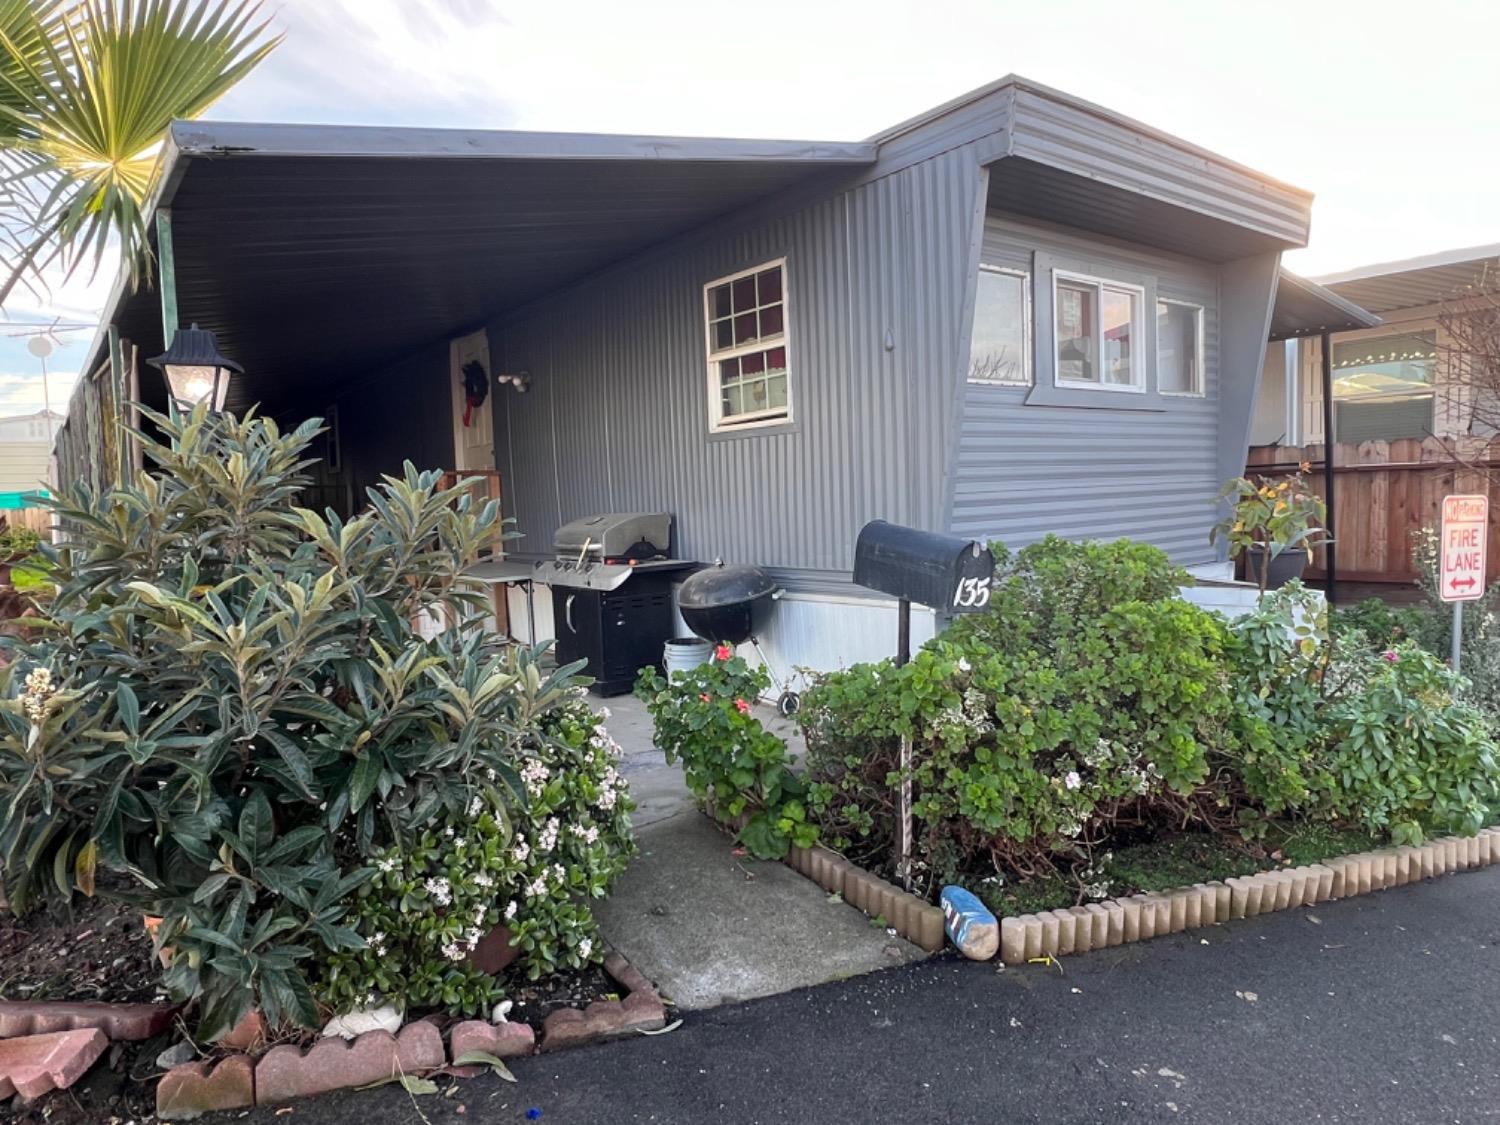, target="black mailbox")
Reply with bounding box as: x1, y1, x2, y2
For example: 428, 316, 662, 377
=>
853, 520, 995, 614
